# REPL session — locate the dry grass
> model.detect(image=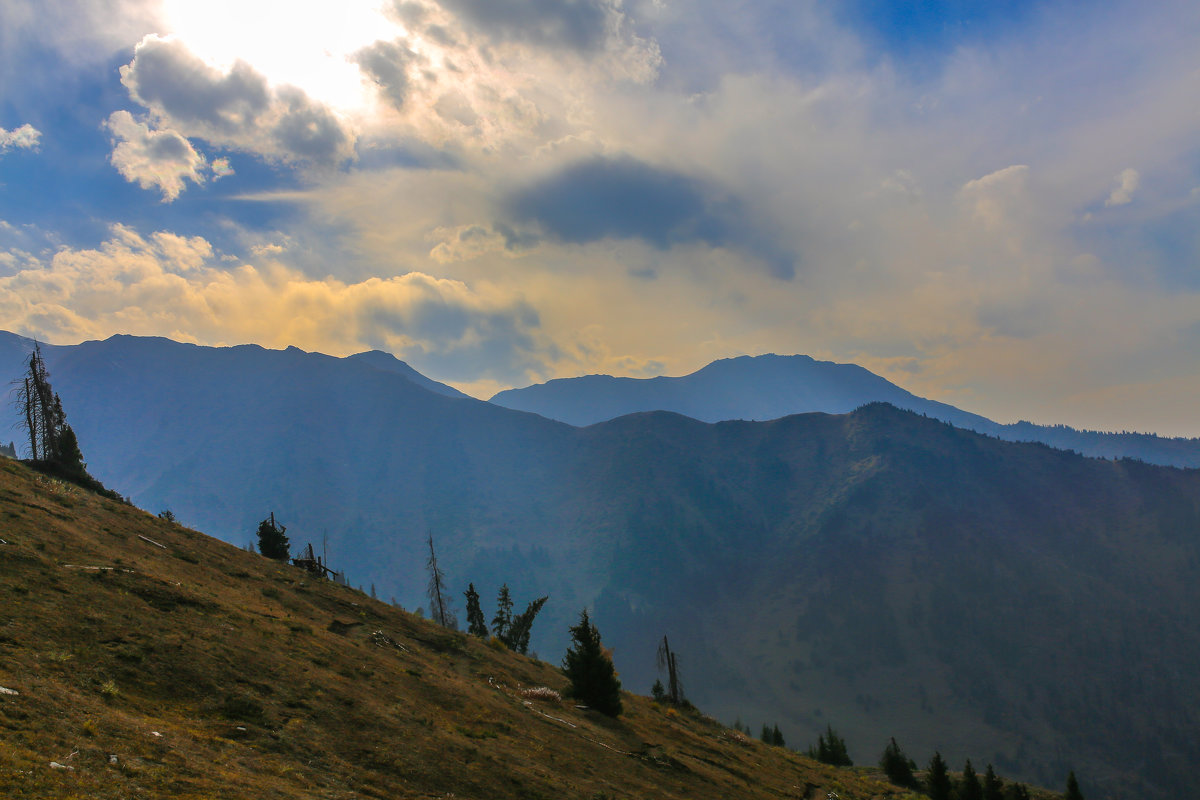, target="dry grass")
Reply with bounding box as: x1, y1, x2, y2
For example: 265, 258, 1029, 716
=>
0, 459, 923, 799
